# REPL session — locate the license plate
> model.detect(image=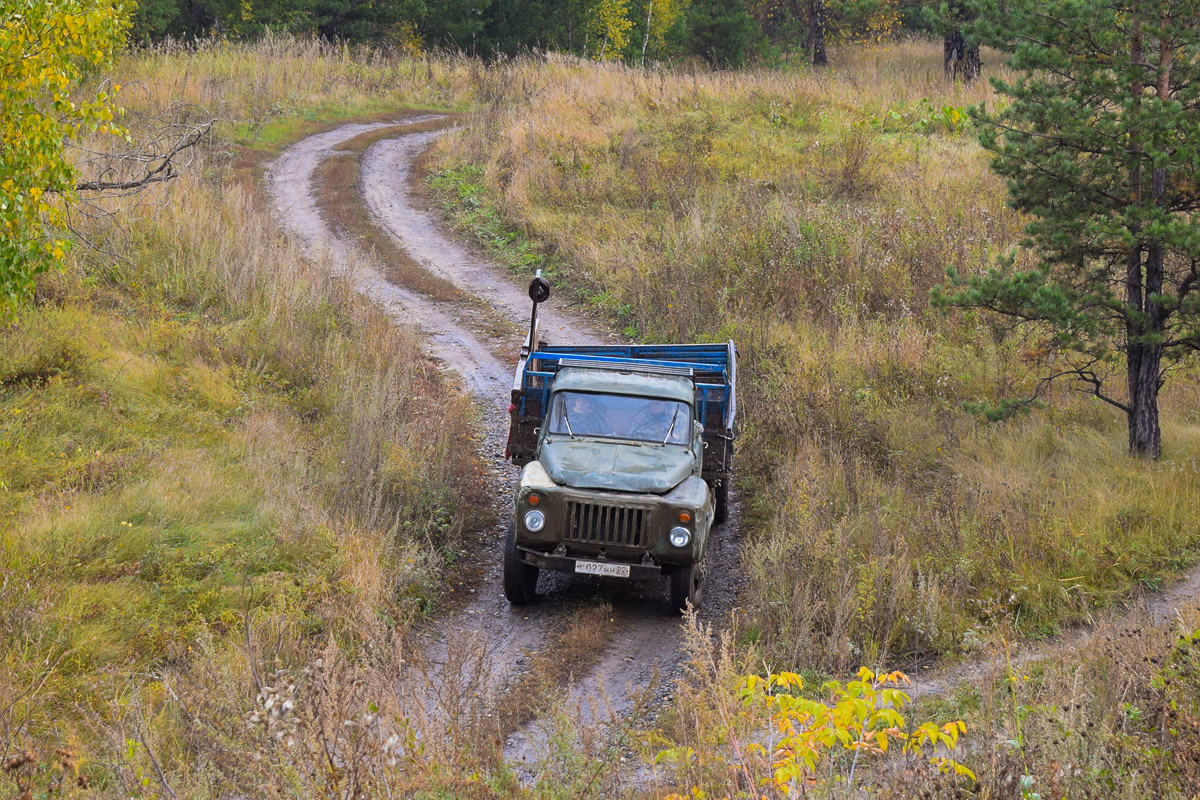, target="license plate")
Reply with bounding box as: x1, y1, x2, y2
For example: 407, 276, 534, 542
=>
574, 560, 631, 578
